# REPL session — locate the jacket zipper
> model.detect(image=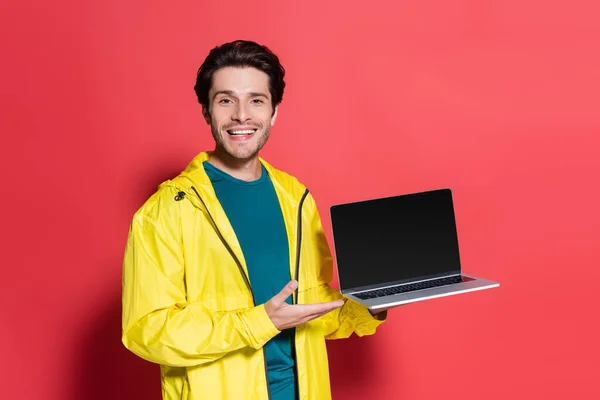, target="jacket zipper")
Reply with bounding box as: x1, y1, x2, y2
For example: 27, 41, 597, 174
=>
294, 189, 310, 304
190, 187, 253, 291
292, 188, 310, 400
190, 185, 309, 400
